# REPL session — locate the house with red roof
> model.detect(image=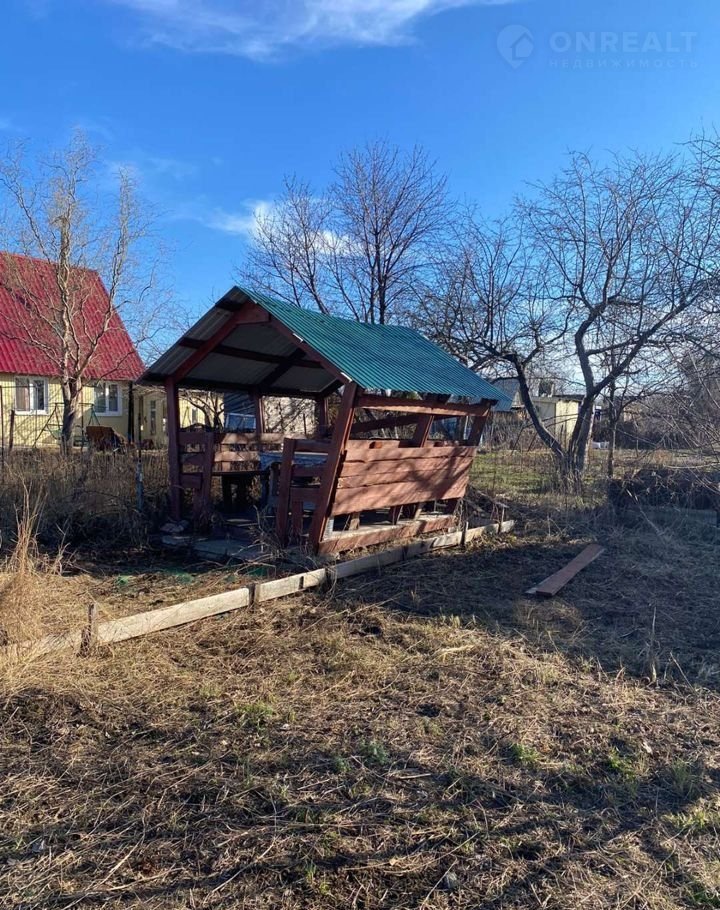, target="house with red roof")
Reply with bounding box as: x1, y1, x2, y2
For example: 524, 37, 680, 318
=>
0, 253, 152, 448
